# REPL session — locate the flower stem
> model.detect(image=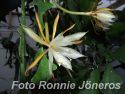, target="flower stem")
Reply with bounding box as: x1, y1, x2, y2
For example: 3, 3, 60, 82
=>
18, 0, 26, 81
52, 0, 92, 16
